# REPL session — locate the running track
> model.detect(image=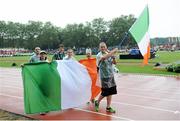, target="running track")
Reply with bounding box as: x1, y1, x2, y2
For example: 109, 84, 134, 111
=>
0, 67, 180, 120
